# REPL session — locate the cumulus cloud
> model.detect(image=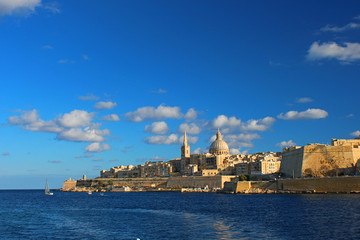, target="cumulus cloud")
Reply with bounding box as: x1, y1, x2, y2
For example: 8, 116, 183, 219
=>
125, 105, 183, 122
307, 42, 360, 62
296, 97, 313, 103
230, 148, 241, 155
85, 142, 111, 152
211, 115, 241, 133
7, 109, 62, 133
278, 108, 328, 120
144, 134, 198, 145
78, 93, 99, 101
7, 109, 111, 143
144, 121, 169, 134
57, 110, 94, 128
94, 101, 117, 110
192, 148, 202, 154
56, 125, 110, 142
241, 117, 276, 132
184, 108, 198, 121
178, 123, 201, 135
222, 133, 261, 149
350, 130, 360, 137
320, 22, 360, 32
276, 140, 296, 148
101, 114, 120, 121
0, 0, 41, 16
